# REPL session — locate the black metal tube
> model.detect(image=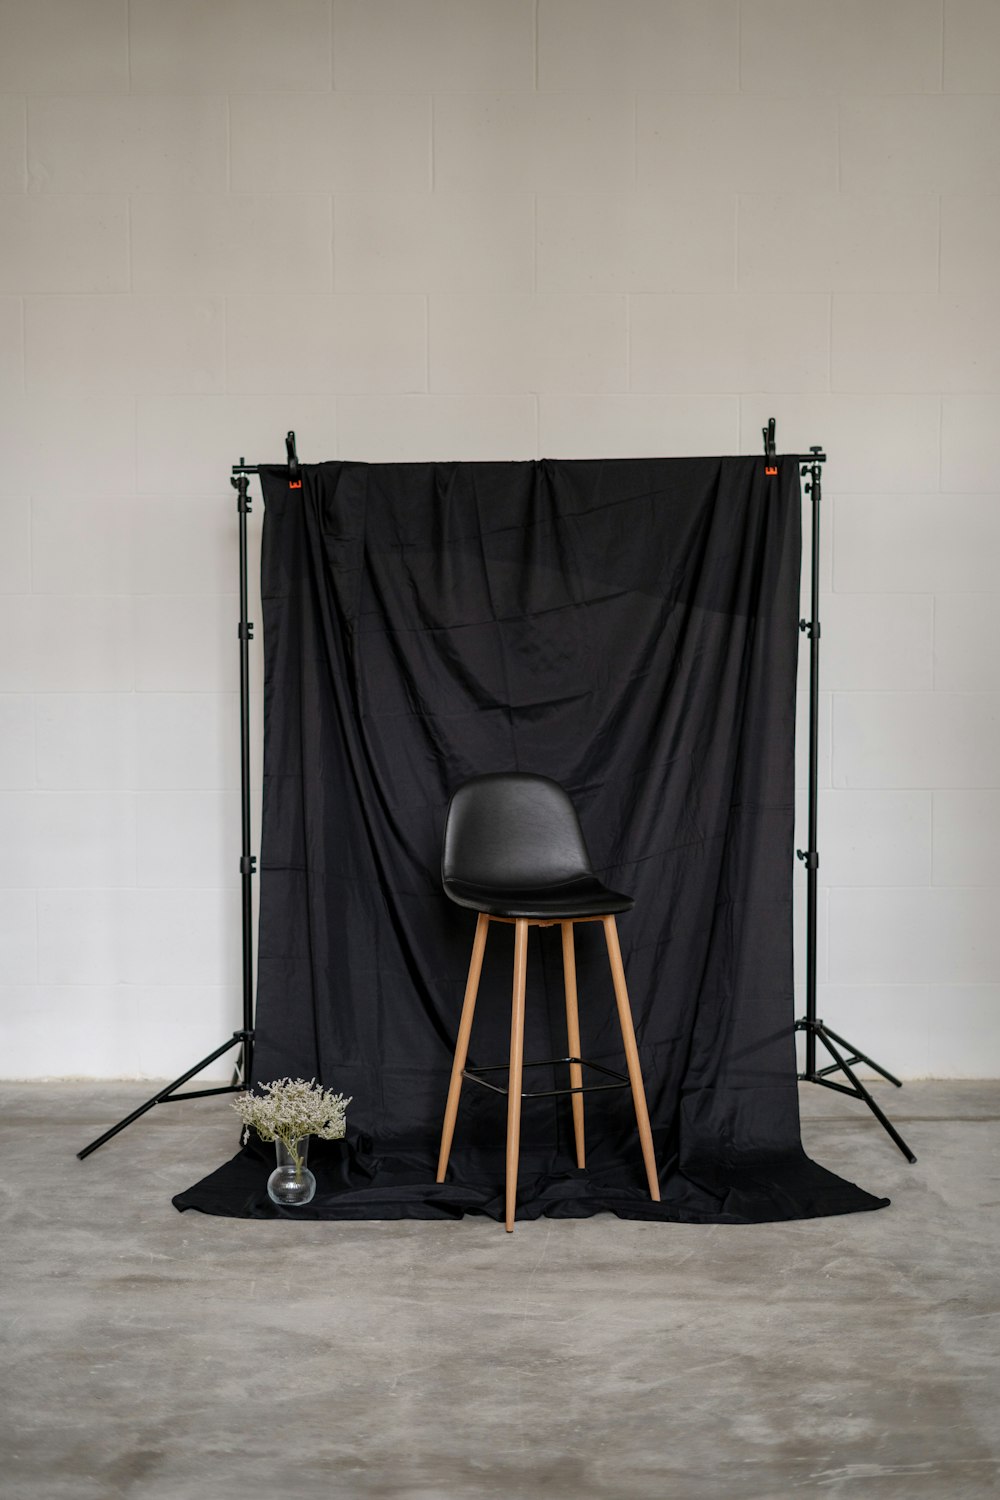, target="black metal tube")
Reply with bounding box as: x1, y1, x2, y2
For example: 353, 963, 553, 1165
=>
232, 453, 827, 477
803, 458, 822, 1078
236, 473, 255, 1086
156, 1083, 244, 1102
